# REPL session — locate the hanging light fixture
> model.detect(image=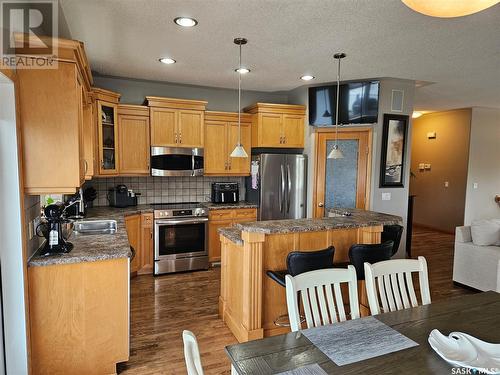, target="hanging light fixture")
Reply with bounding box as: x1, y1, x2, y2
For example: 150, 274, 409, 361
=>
401, 0, 498, 18
327, 52, 346, 159
230, 37, 249, 158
